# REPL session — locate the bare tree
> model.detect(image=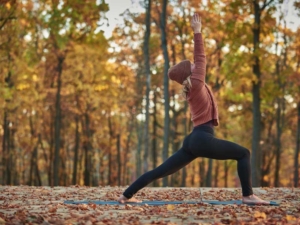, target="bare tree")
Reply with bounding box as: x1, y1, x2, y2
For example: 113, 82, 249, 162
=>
159, 0, 170, 186
143, 0, 152, 173
294, 101, 300, 187
251, 0, 275, 186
